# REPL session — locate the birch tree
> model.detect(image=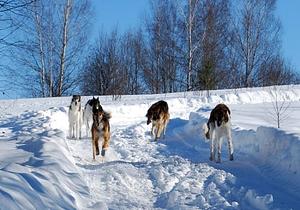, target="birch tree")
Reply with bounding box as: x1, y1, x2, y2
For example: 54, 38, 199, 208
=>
231, 0, 281, 87
10, 0, 91, 97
